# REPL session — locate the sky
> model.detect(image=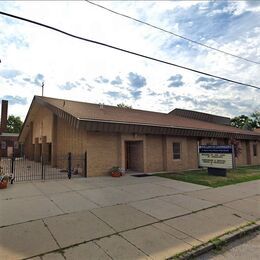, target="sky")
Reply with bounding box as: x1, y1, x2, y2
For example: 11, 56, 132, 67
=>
0, 0, 260, 120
